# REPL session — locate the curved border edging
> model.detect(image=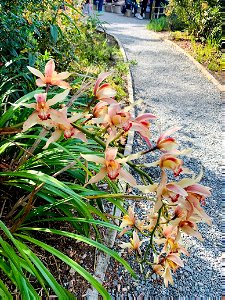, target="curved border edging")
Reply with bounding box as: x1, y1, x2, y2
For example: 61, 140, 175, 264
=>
85, 31, 135, 299
163, 38, 224, 92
